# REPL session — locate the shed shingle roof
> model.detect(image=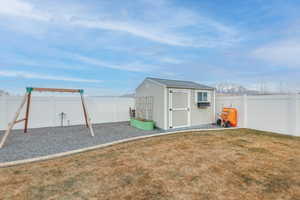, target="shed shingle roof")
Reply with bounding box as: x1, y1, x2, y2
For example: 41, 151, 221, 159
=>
147, 77, 214, 90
